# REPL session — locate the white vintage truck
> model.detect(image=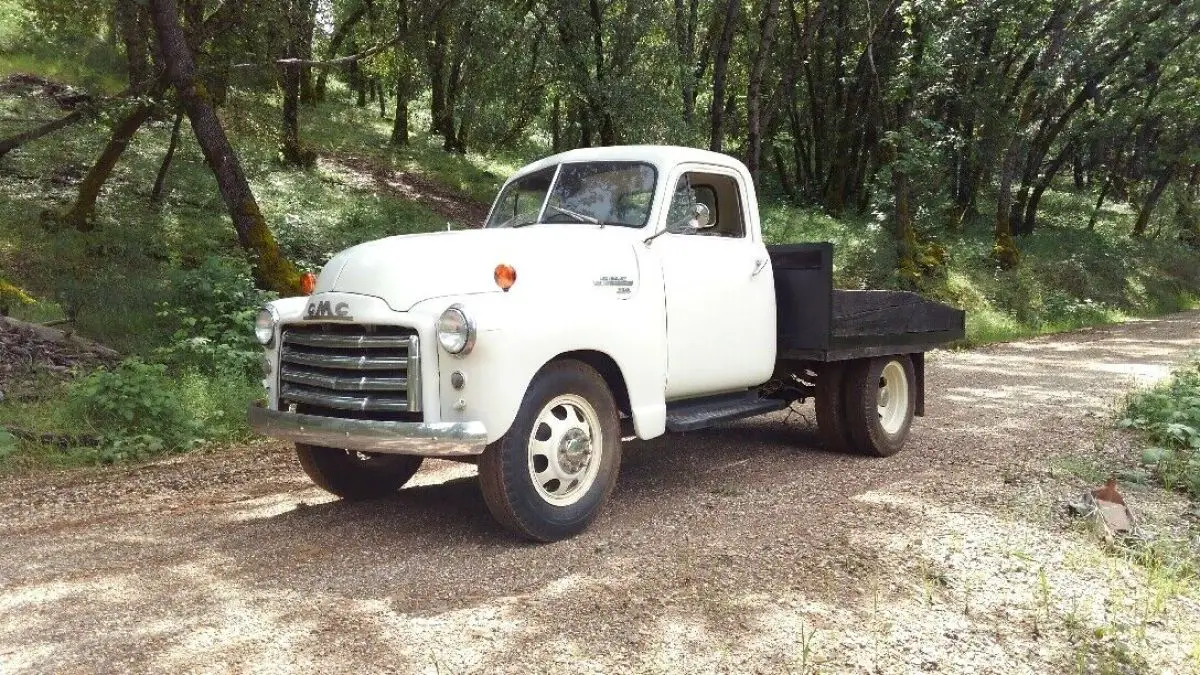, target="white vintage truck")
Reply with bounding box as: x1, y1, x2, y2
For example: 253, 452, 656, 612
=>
249, 145, 964, 541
